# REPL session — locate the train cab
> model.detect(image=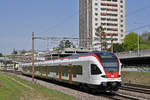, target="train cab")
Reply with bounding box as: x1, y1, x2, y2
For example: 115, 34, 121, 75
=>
87, 52, 122, 91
